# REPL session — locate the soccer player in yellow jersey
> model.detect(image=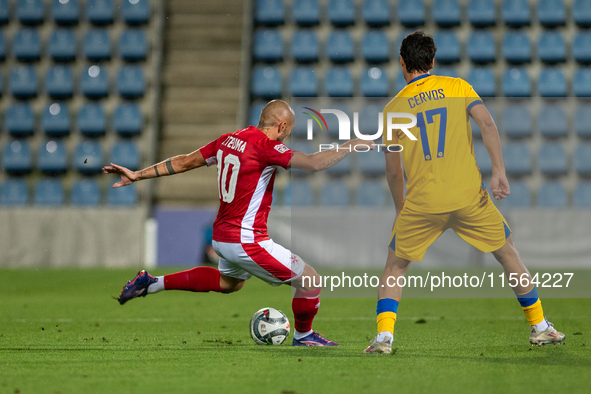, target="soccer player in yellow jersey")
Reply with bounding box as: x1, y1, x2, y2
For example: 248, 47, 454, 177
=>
363, 31, 565, 353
